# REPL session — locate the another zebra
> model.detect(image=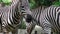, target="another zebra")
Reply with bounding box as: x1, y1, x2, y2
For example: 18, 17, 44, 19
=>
0, 0, 31, 34
0, 0, 23, 33
26, 6, 47, 34
25, 5, 60, 34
